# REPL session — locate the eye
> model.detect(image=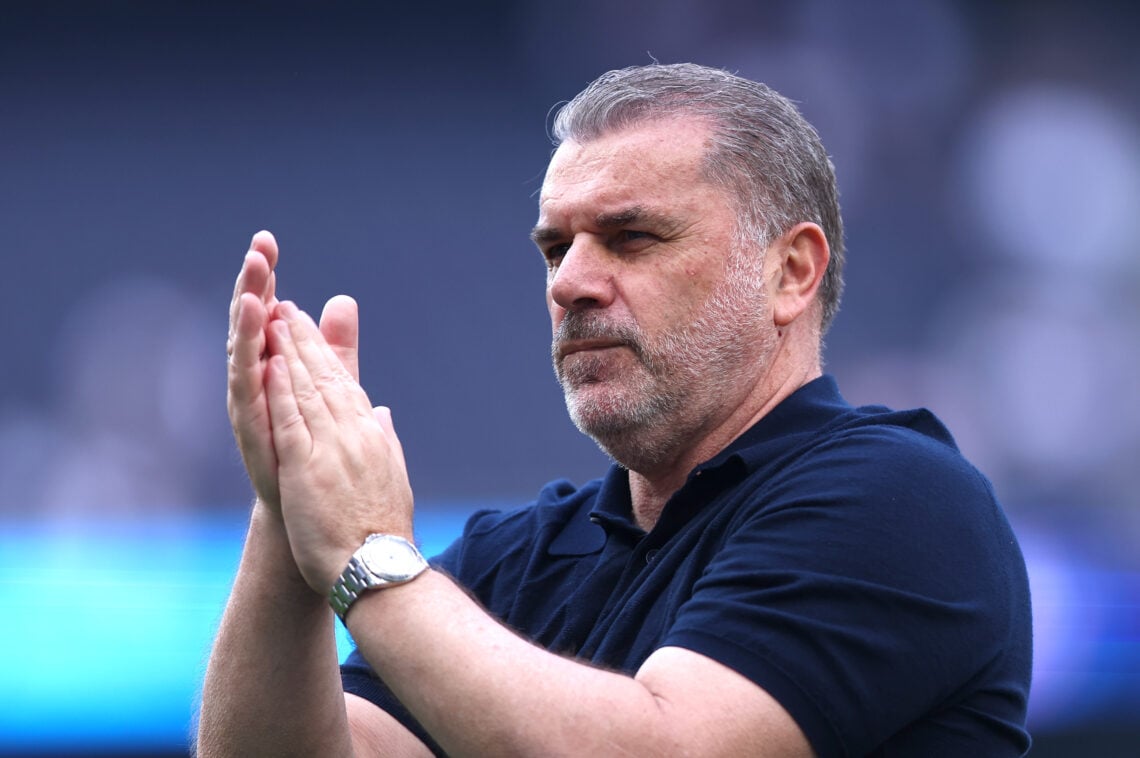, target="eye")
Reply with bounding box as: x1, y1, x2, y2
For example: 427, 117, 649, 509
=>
543, 243, 570, 266
613, 229, 655, 251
